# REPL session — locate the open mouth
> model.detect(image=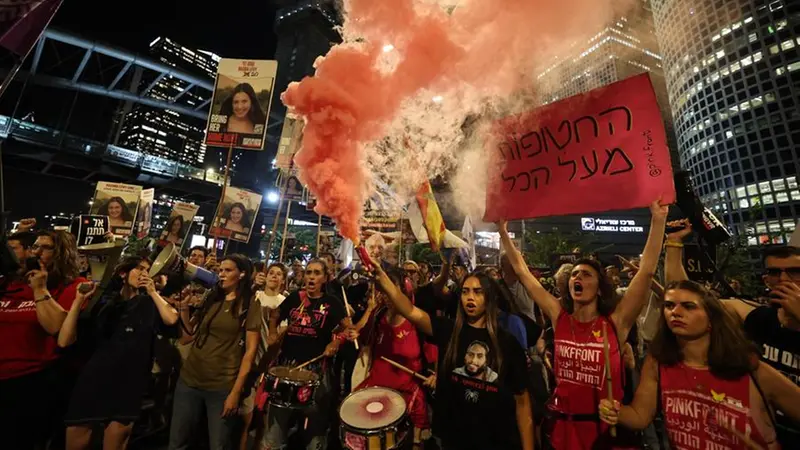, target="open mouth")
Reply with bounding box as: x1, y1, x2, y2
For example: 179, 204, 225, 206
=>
573, 282, 584, 295
465, 302, 477, 313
